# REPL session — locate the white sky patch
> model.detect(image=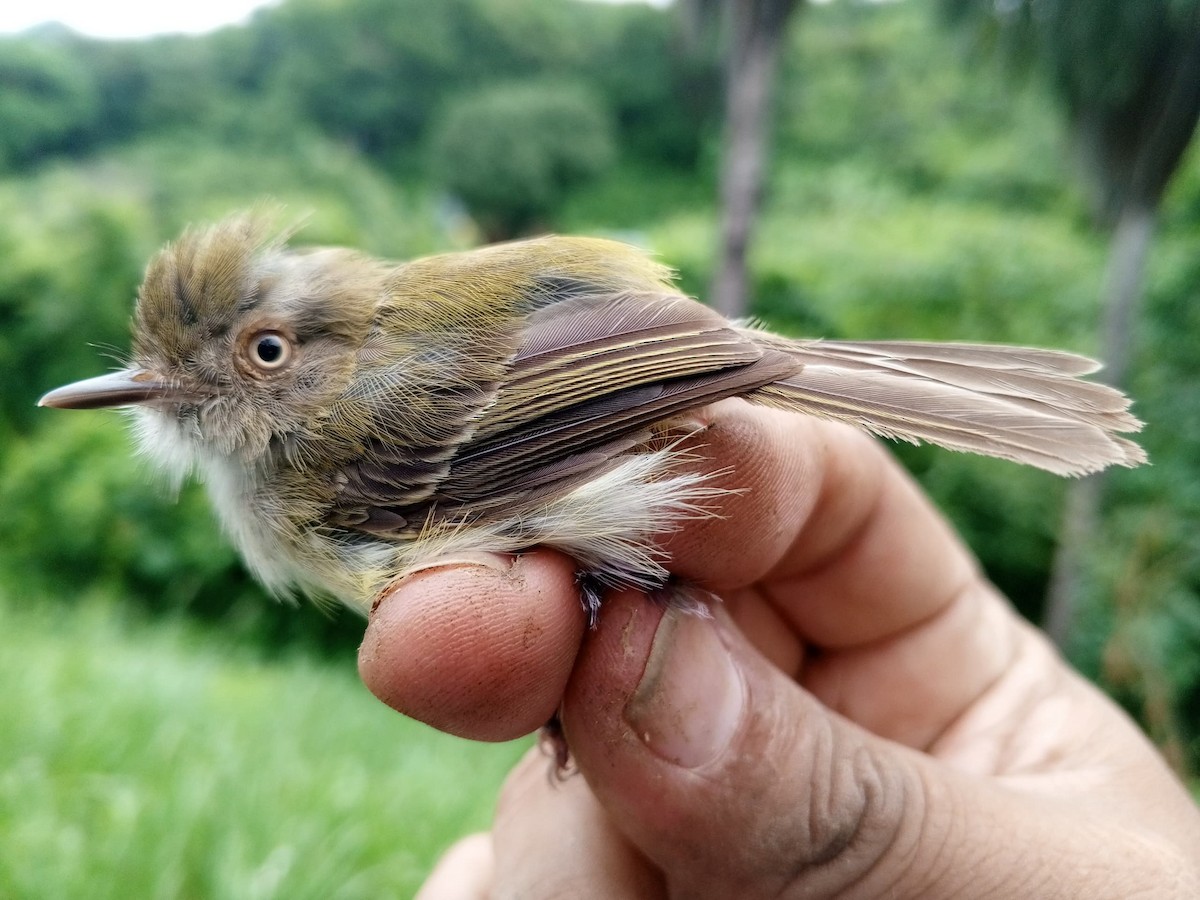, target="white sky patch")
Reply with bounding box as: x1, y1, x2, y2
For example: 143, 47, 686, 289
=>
0, 0, 280, 39
0, 0, 672, 41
